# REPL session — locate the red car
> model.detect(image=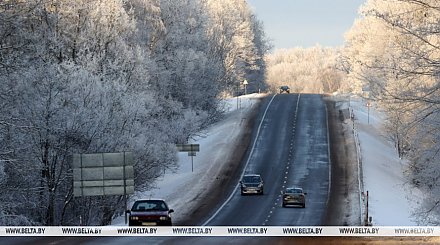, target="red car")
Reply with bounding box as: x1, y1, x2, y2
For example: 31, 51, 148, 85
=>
127, 199, 174, 226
